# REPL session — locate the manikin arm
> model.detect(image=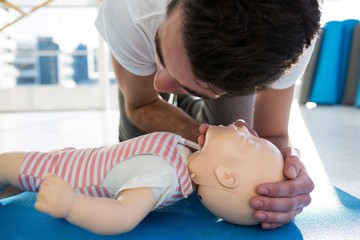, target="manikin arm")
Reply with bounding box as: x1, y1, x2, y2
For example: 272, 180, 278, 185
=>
35, 174, 157, 235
